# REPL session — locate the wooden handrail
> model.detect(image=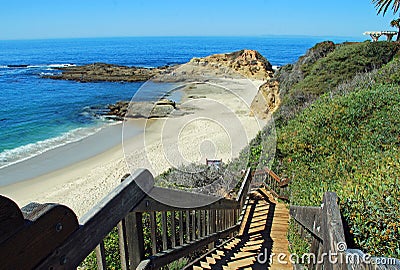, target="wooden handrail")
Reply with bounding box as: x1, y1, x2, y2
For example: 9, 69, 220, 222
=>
0, 199, 79, 270
36, 169, 152, 269
291, 193, 345, 269
236, 168, 252, 209
290, 192, 400, 270
253, 168, 280, 182
1, 168, 253, 270
253, 167, 290, 201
